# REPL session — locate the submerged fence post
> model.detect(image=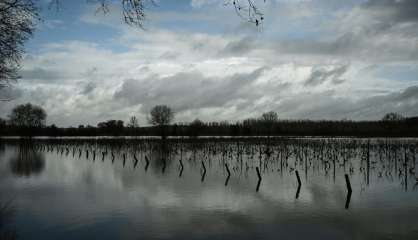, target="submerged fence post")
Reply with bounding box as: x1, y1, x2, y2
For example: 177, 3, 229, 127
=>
295, 170, 301, 187
345, 174, 352, 209
201, 161, 206, 182
162, 158, 166, 174
133, 153, 138, 168
295, 170, 302, 199
256, 167, 262, 192
145, 156, 150, 171
225, 163, 231, 186
179, 159, 184, 177
345, 174, 352, 193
